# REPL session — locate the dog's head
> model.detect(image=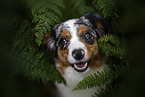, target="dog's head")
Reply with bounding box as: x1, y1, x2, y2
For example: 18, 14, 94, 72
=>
44, 13, 109, 73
